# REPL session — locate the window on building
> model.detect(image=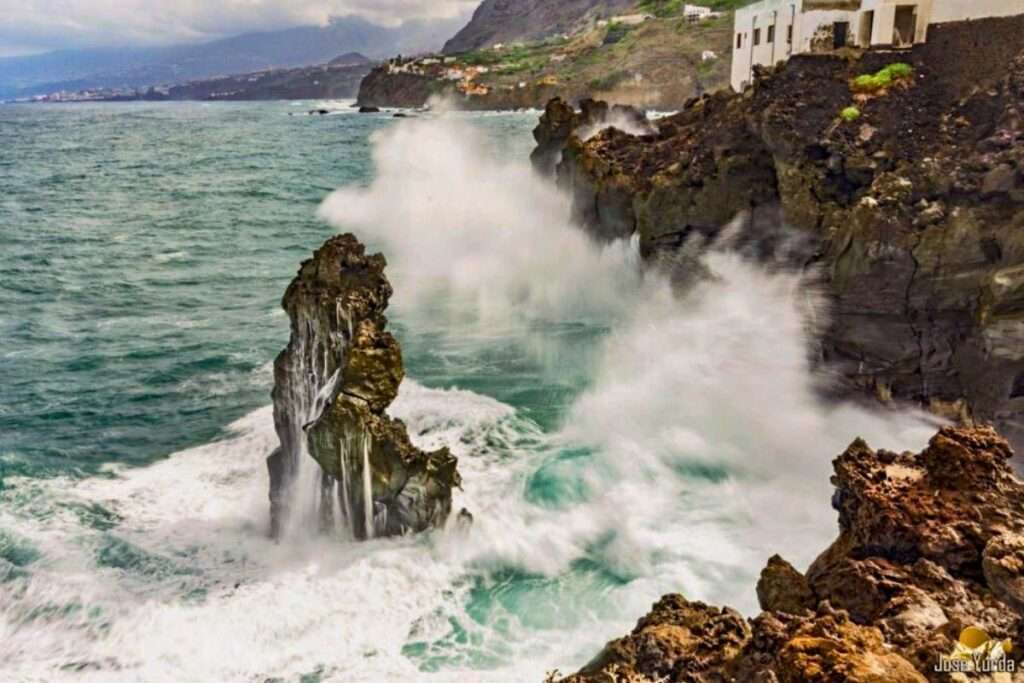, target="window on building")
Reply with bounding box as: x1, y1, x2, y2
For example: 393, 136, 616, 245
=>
767, 25, 775, 43
754, 28, 761, 46
737, 33, 743, 49
787, 25, 794, 44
